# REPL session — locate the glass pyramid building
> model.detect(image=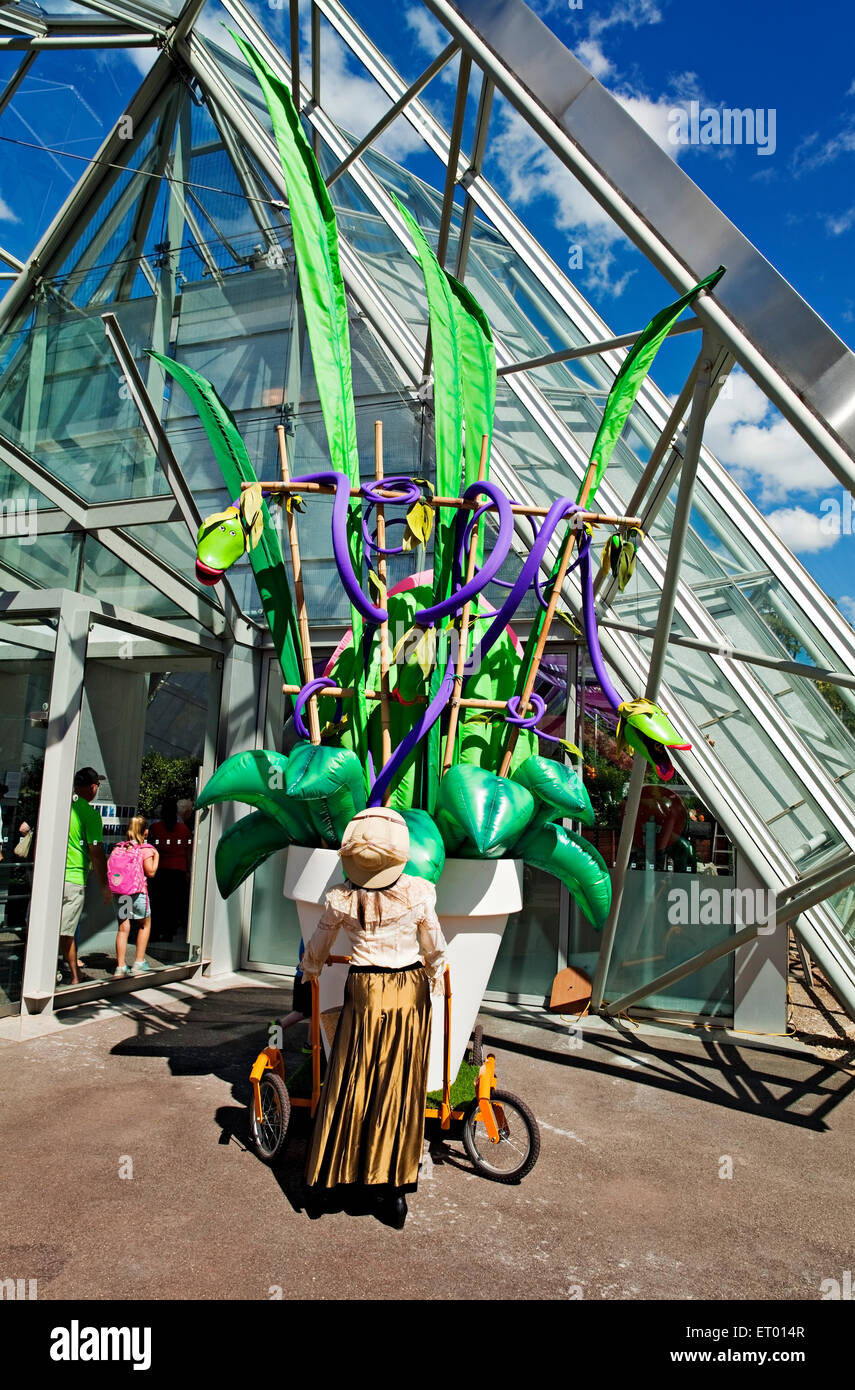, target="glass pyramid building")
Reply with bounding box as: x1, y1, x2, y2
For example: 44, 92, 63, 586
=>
1, 0, 853, 1031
